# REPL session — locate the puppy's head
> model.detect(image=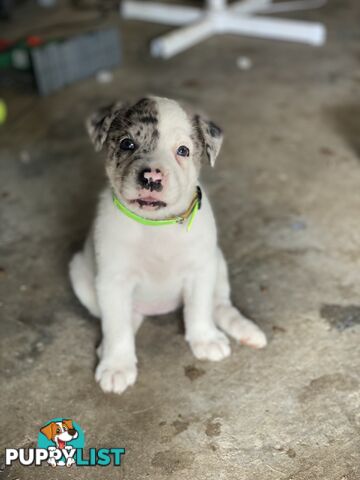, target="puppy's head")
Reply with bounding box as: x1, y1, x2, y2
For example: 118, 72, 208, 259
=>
86, 96, 223, 219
